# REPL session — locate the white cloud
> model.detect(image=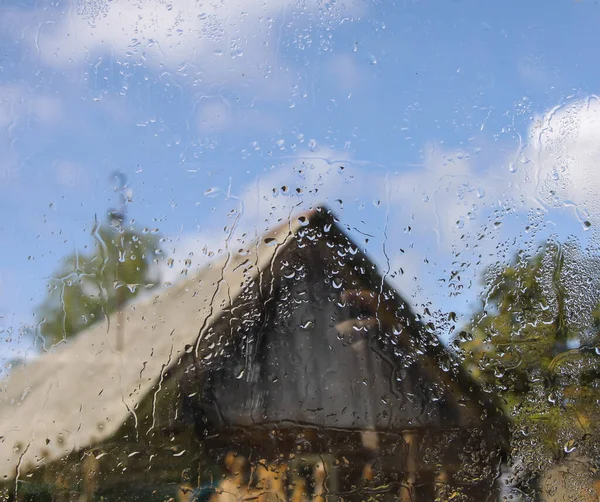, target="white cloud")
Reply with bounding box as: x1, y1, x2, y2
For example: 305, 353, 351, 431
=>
26, 0, 364, 97
385, 96, 600, 255
151, 98, 600, 317
386, 144, 508, 251
518, 97, 600, 227
156, 142, 512, 307
373, 97, 600, 317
